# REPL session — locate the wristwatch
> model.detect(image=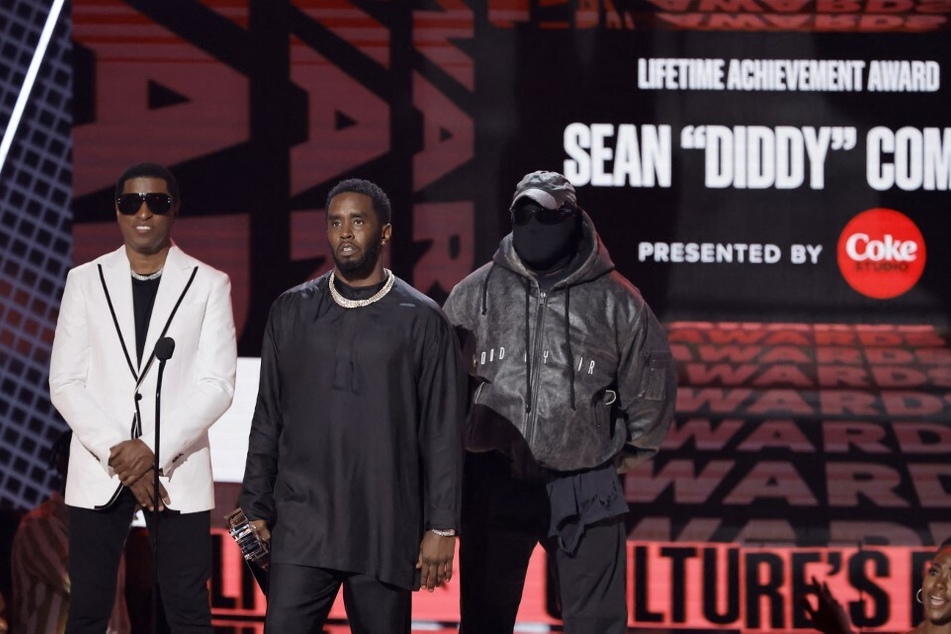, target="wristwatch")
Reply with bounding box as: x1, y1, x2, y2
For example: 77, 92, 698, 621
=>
430, 528, 457, 537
